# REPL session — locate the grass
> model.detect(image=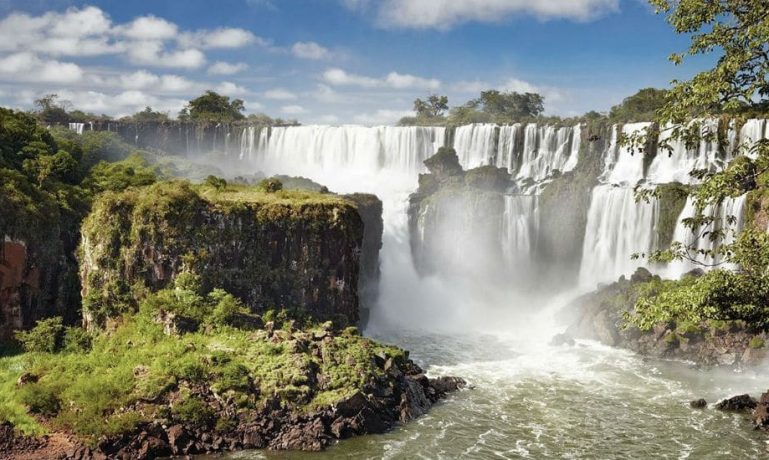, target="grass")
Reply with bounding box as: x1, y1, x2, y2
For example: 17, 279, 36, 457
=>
0, 301, 406, 444
196, 182, 350, 207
